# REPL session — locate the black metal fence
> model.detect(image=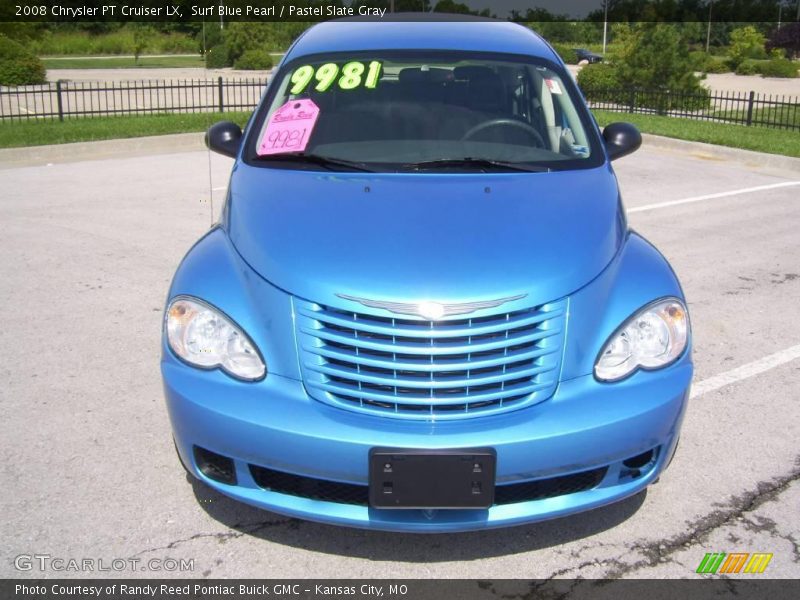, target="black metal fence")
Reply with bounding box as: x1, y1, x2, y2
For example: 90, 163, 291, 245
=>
585, 87, 800, 131
0, 77, 267, 121
1, 78, 798, 132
